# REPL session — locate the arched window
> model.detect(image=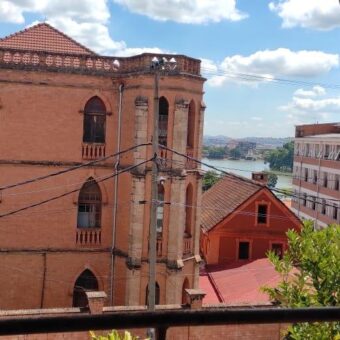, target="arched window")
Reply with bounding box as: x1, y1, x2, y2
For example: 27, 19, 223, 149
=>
77, 179, 102, 228
83, 96, 106, 143
185, 184, 193, 236
182, 277, 190, 304
157, 184, 164, 235
73, 269, 99, 307
145, 282, 160, 305
187, 100, 195, 148
159, 97, 169, 146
